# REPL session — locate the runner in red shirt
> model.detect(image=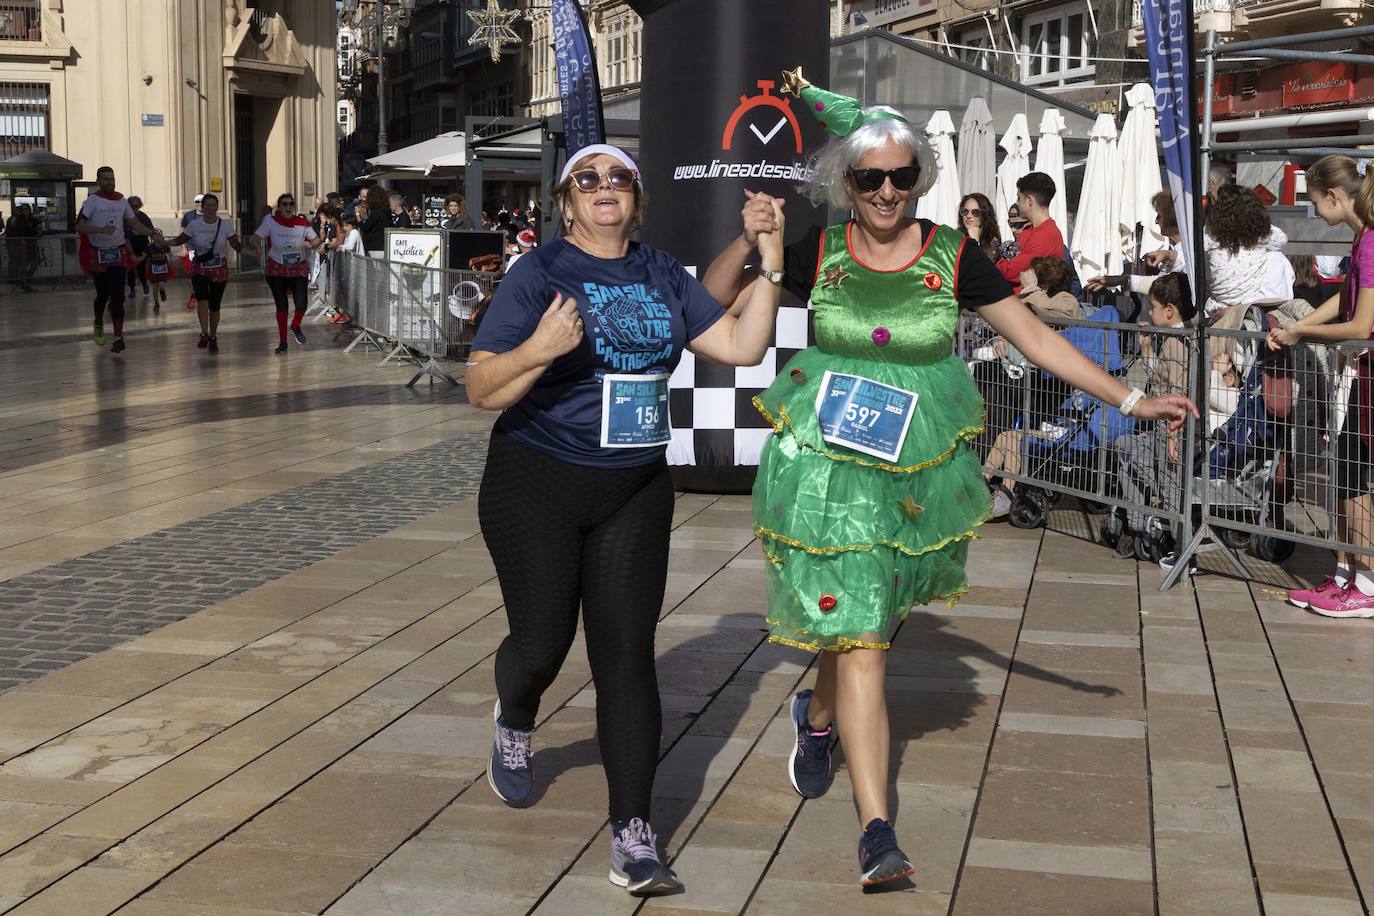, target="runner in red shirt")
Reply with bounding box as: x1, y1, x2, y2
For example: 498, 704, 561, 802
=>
995, 172, 1065, 294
